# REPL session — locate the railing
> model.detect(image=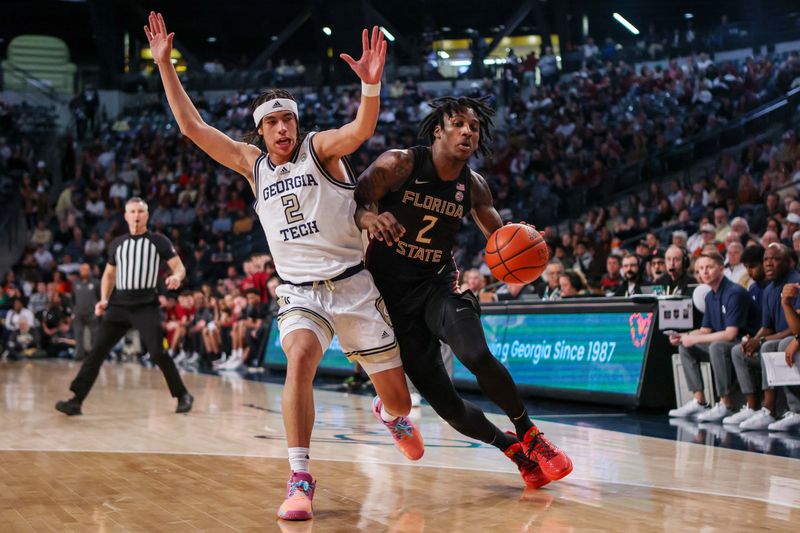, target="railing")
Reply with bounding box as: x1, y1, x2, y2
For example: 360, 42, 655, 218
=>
1, 61, 64, 105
